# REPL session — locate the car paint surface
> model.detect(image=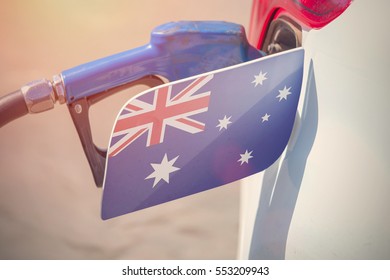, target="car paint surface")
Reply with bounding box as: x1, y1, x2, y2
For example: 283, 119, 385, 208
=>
238, 0, 390, 259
